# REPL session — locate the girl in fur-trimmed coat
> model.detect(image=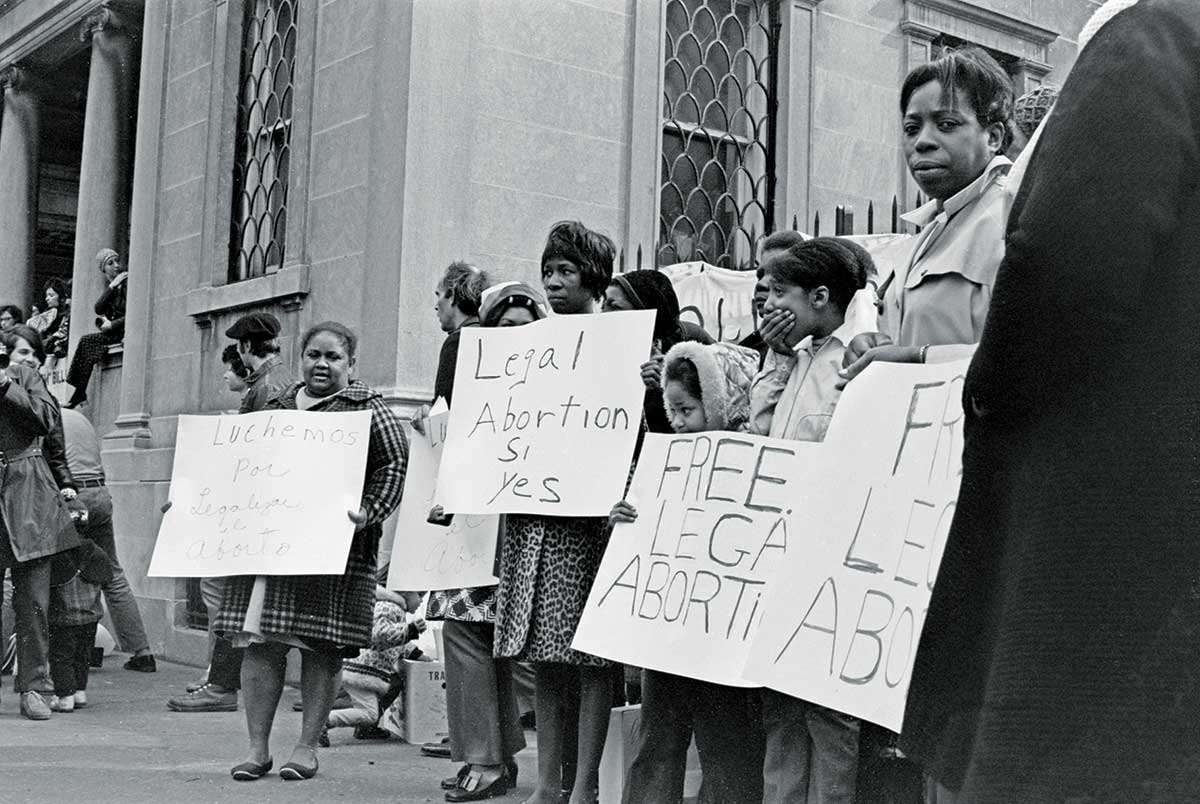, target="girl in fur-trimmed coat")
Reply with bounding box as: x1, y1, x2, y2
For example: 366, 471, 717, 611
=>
608, 340, 766, 804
